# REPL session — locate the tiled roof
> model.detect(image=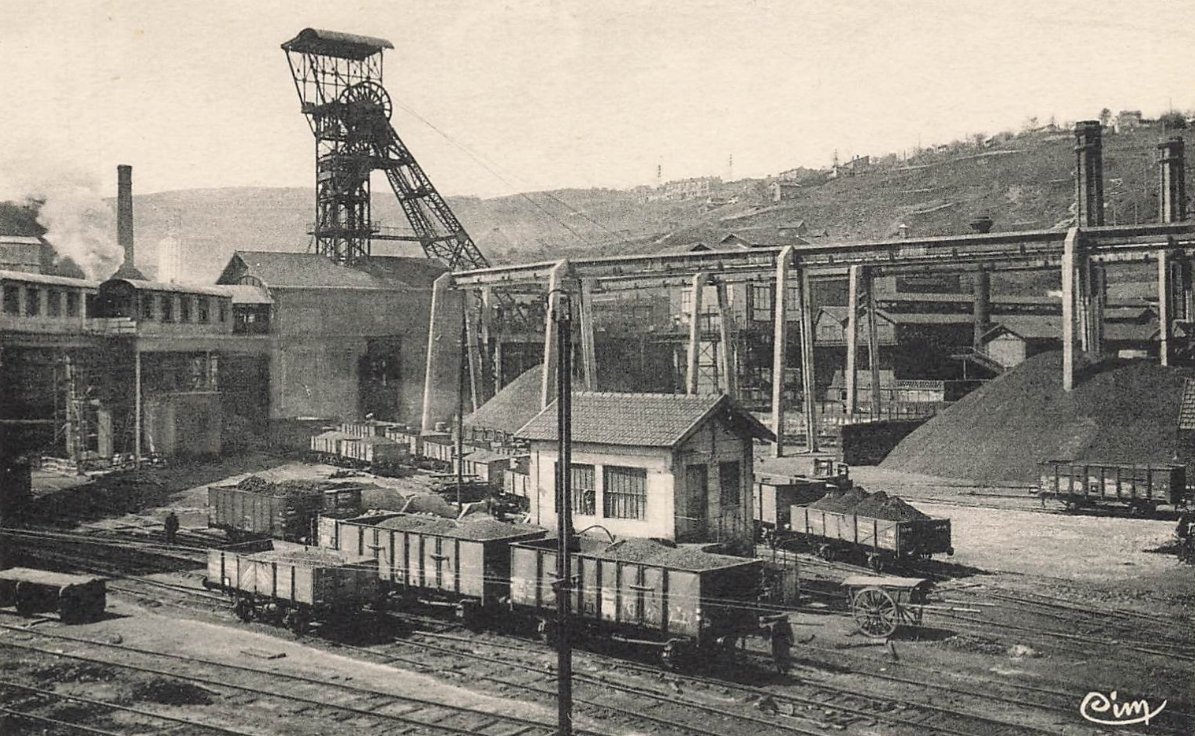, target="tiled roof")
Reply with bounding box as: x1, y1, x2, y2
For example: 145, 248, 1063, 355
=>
221, 251, 446, 290
515, 392, 774, 447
